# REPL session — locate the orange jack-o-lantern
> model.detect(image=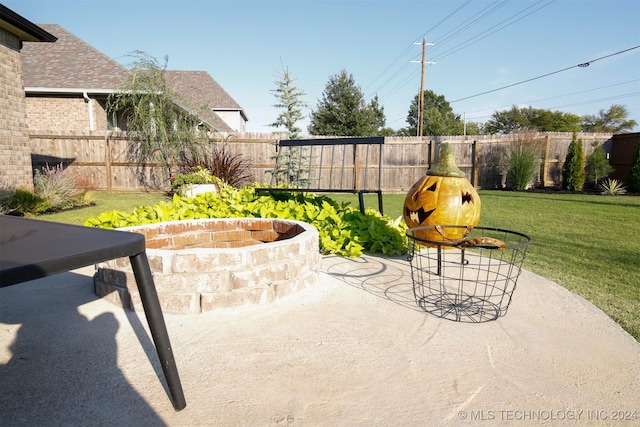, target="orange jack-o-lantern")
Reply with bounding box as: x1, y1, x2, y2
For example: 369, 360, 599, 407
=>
404, 143, 481, 243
